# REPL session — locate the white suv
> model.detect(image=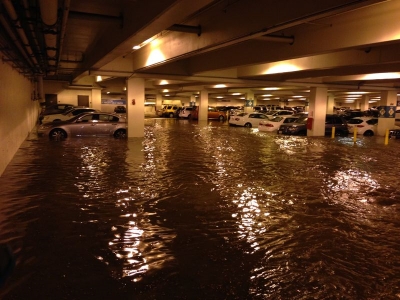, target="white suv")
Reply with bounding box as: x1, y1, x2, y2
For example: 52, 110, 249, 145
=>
178, 106, 194, 118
